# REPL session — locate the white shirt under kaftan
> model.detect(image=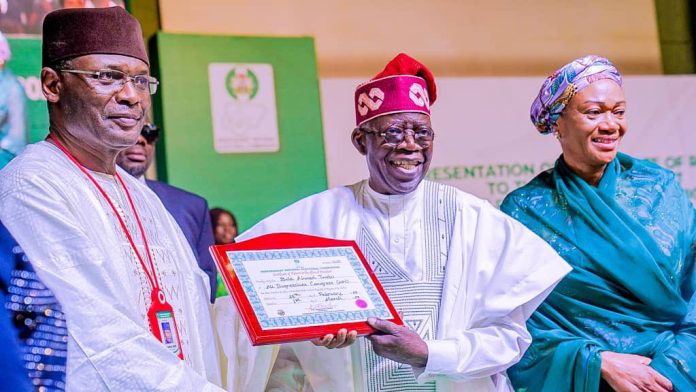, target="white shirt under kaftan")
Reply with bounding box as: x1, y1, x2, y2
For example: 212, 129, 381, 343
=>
240, 180, 572, 392
0, 141, 226, 391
